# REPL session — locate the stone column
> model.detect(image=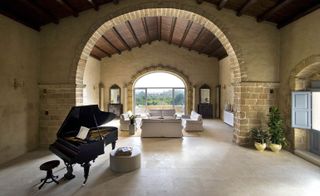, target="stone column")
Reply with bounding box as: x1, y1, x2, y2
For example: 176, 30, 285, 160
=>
233, 82, 279, 145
